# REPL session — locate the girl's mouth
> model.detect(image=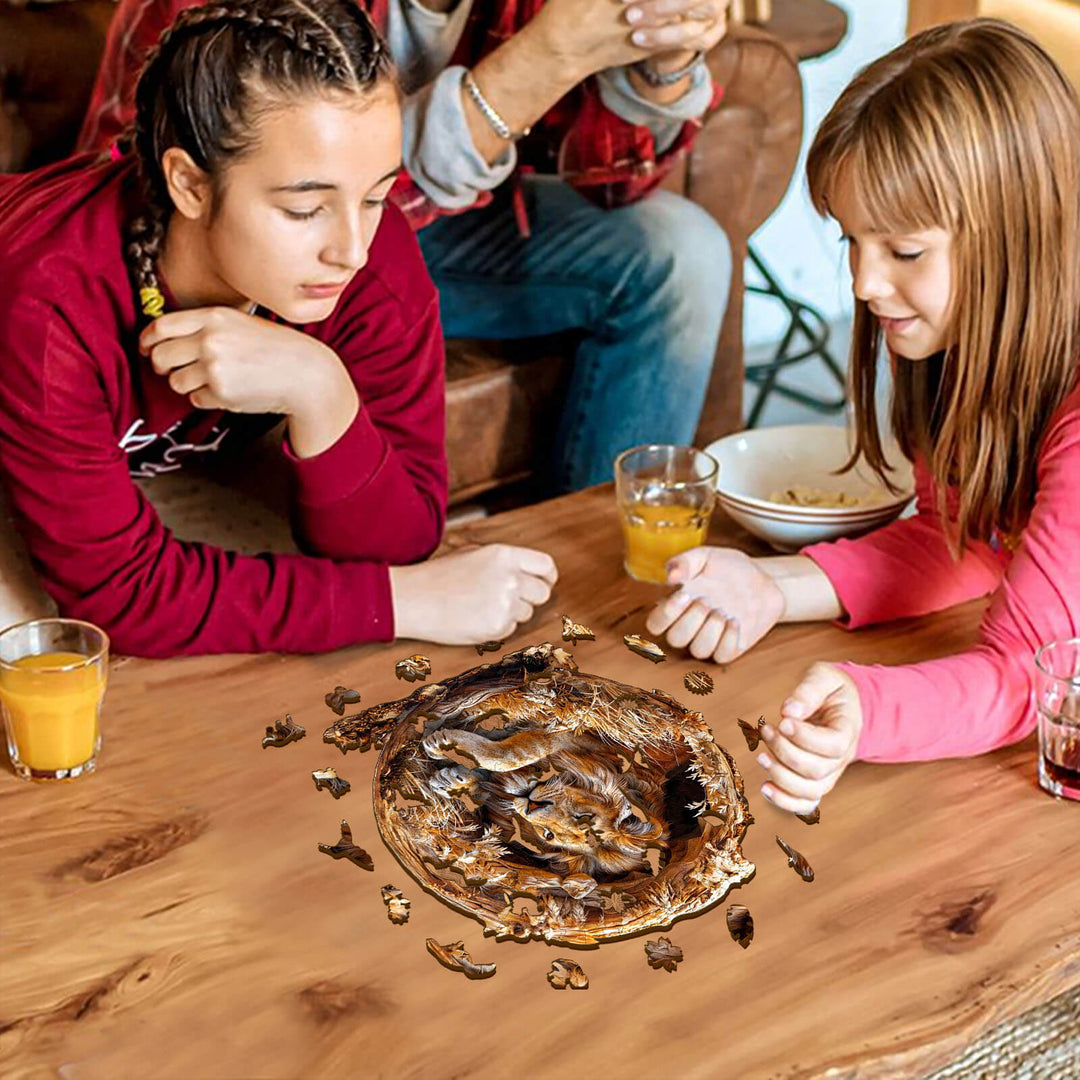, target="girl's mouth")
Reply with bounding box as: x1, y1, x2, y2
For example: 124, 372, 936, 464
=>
300, 282, 348, 299
877, 314, 917, 334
